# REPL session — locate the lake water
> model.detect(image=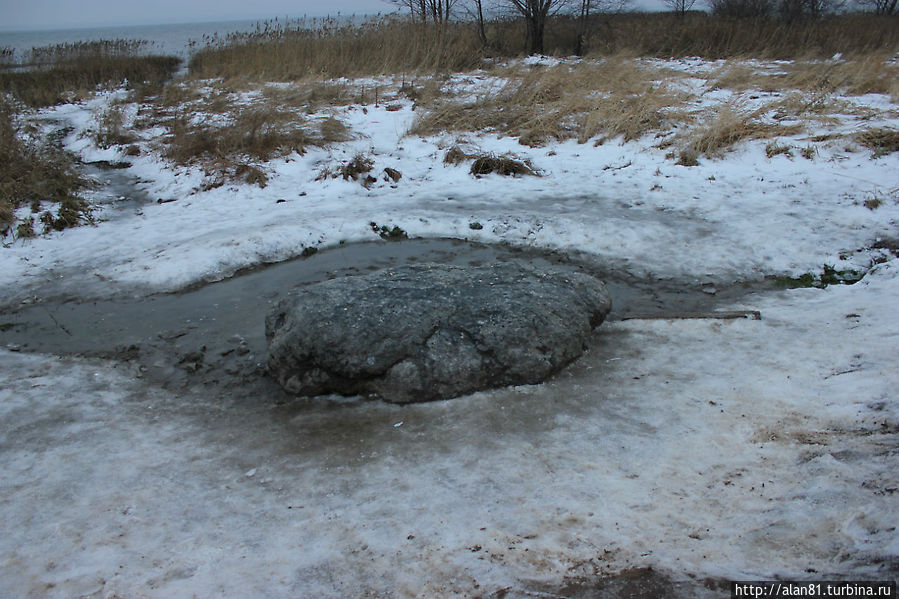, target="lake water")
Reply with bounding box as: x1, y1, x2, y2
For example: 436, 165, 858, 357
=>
0, 16, 373, 62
